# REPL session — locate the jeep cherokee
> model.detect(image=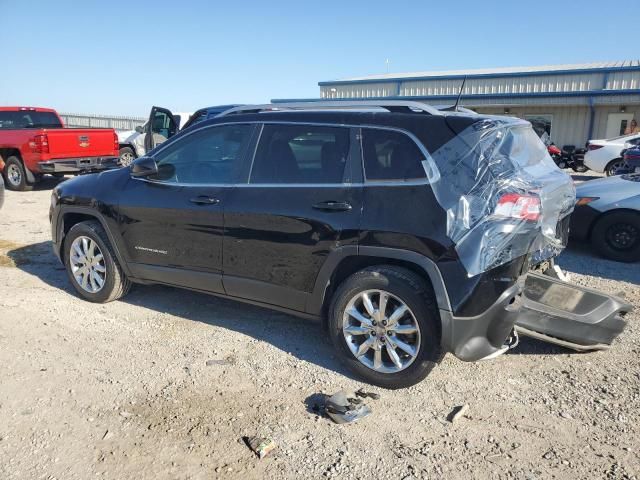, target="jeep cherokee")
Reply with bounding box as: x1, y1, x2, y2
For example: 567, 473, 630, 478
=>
50, 101, 575, 389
